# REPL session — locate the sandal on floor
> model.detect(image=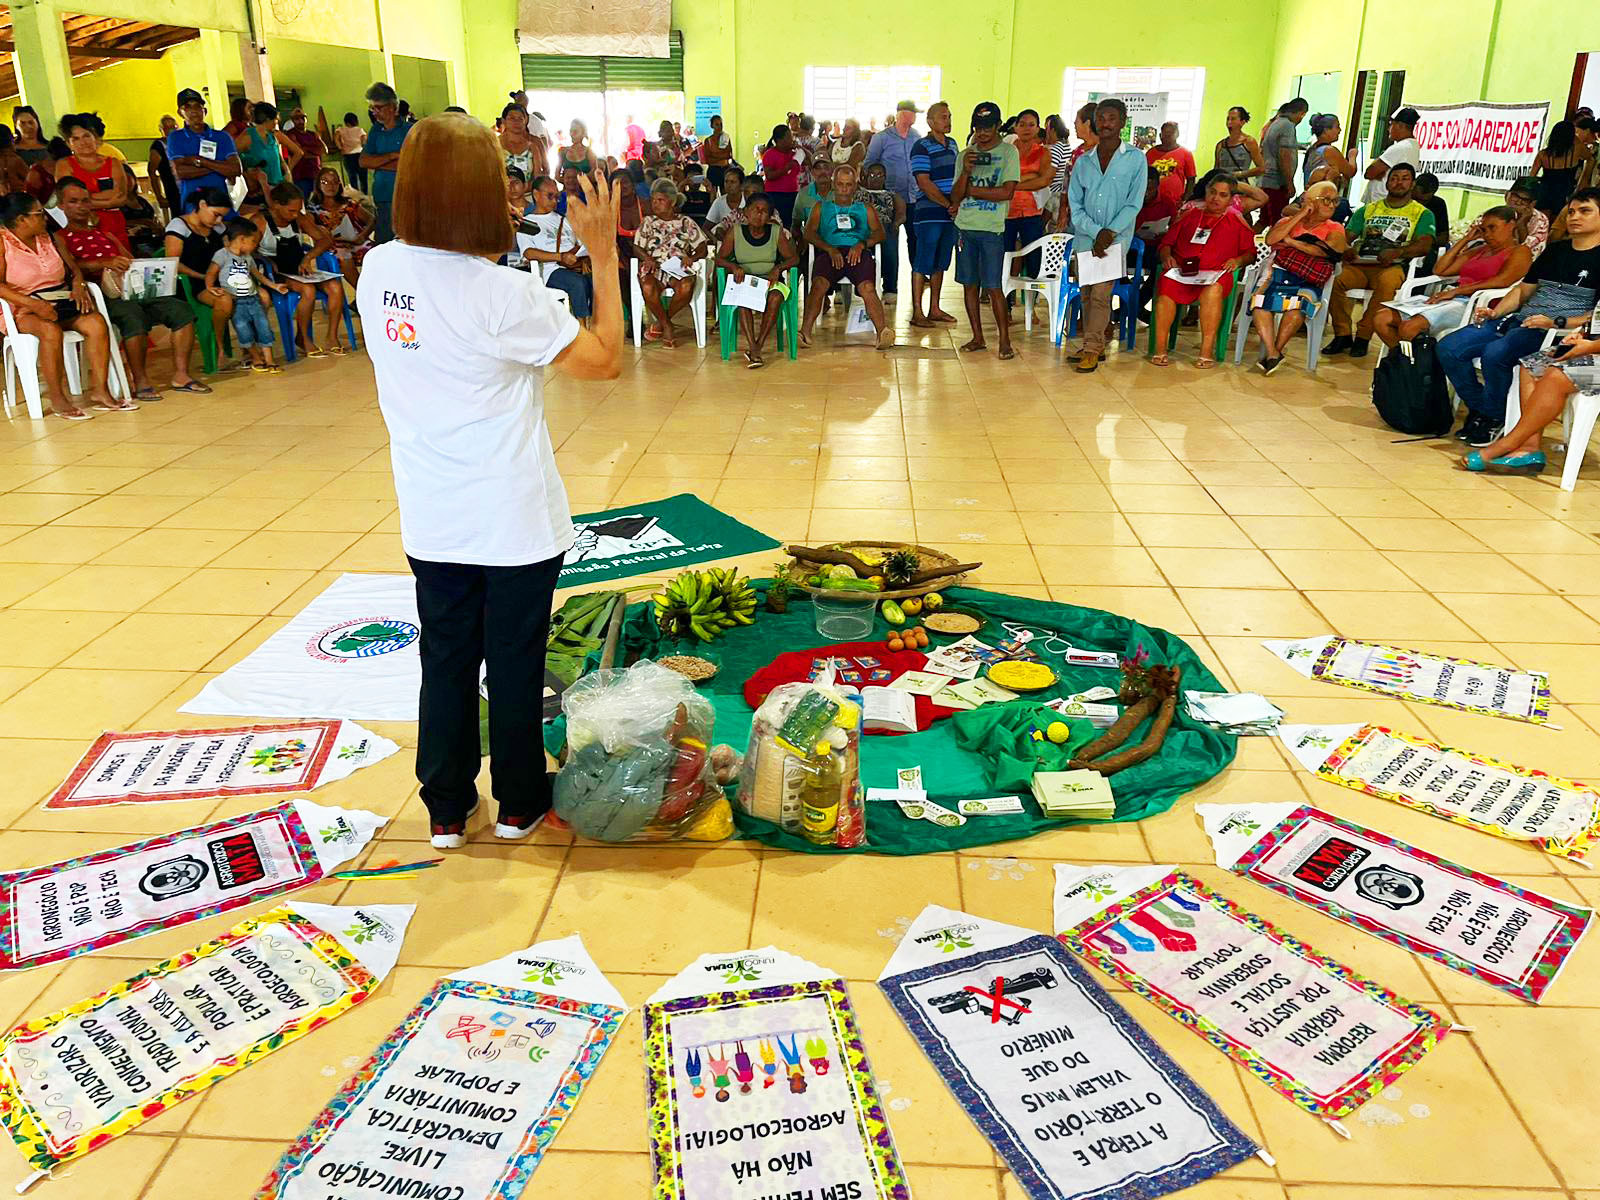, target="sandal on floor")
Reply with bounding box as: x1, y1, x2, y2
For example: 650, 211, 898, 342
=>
302, 345, 328, 359
1195, 357, 1216, 370
1464, 450, 1546, 474
327, 344, 347, 356
1151, 353, 1170, 367
132, 387, 162, 401
54, 406, 93, 421
169, 380, 213, 394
